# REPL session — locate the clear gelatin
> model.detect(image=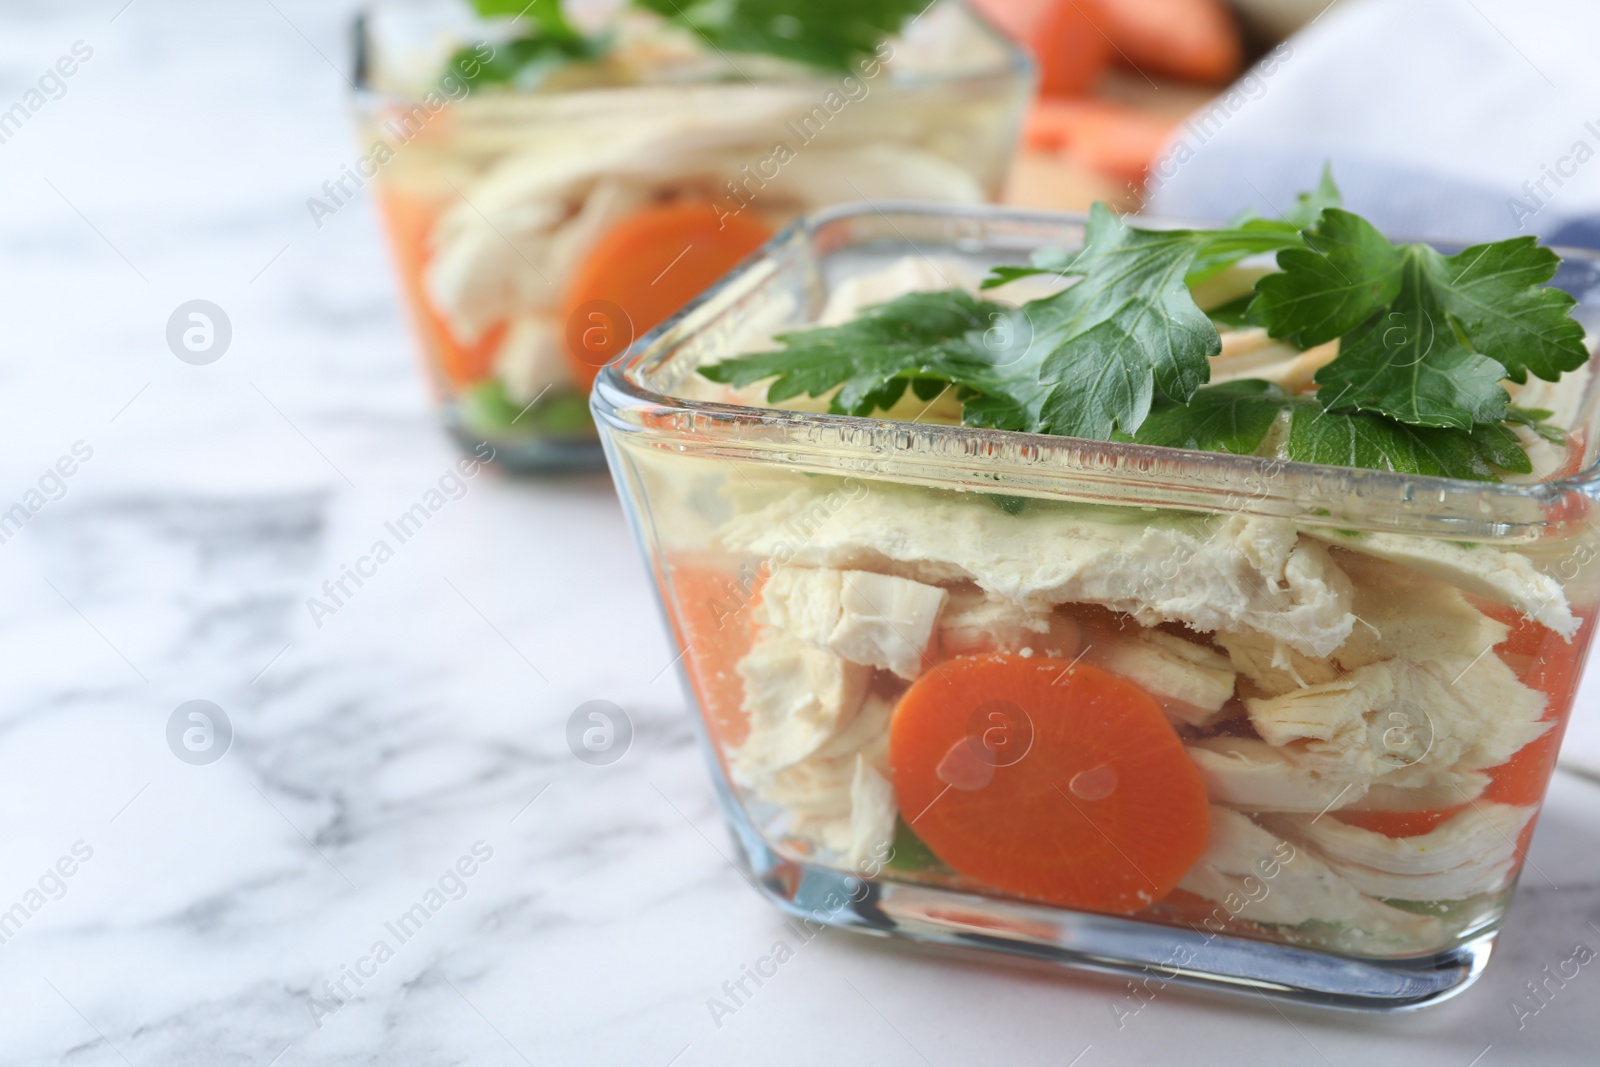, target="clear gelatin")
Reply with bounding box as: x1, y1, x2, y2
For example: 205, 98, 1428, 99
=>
595, 203, 1600, 1007
351, 0, 1029, 470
